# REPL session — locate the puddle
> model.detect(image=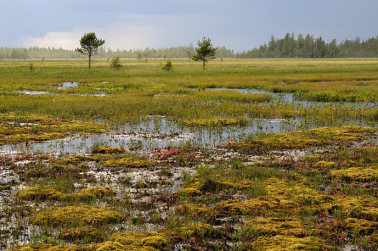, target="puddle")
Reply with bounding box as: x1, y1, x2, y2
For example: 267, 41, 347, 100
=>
58, 82, 79, 89
17, 91, 50, 95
